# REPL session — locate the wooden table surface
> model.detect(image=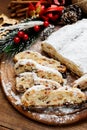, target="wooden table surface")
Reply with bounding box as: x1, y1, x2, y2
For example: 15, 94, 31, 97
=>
0, 0, 87, 130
